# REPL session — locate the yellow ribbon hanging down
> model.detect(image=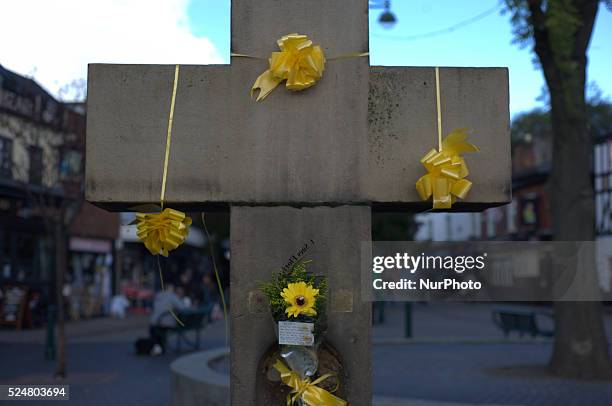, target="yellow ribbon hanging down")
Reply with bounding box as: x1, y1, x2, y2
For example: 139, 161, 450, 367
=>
415, 67, 479, 209
134, 208, 192, 257
273, 359, 346, 406
416, 128, 479, 209
250, 33, 325, 101
134, 65, 192, 254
